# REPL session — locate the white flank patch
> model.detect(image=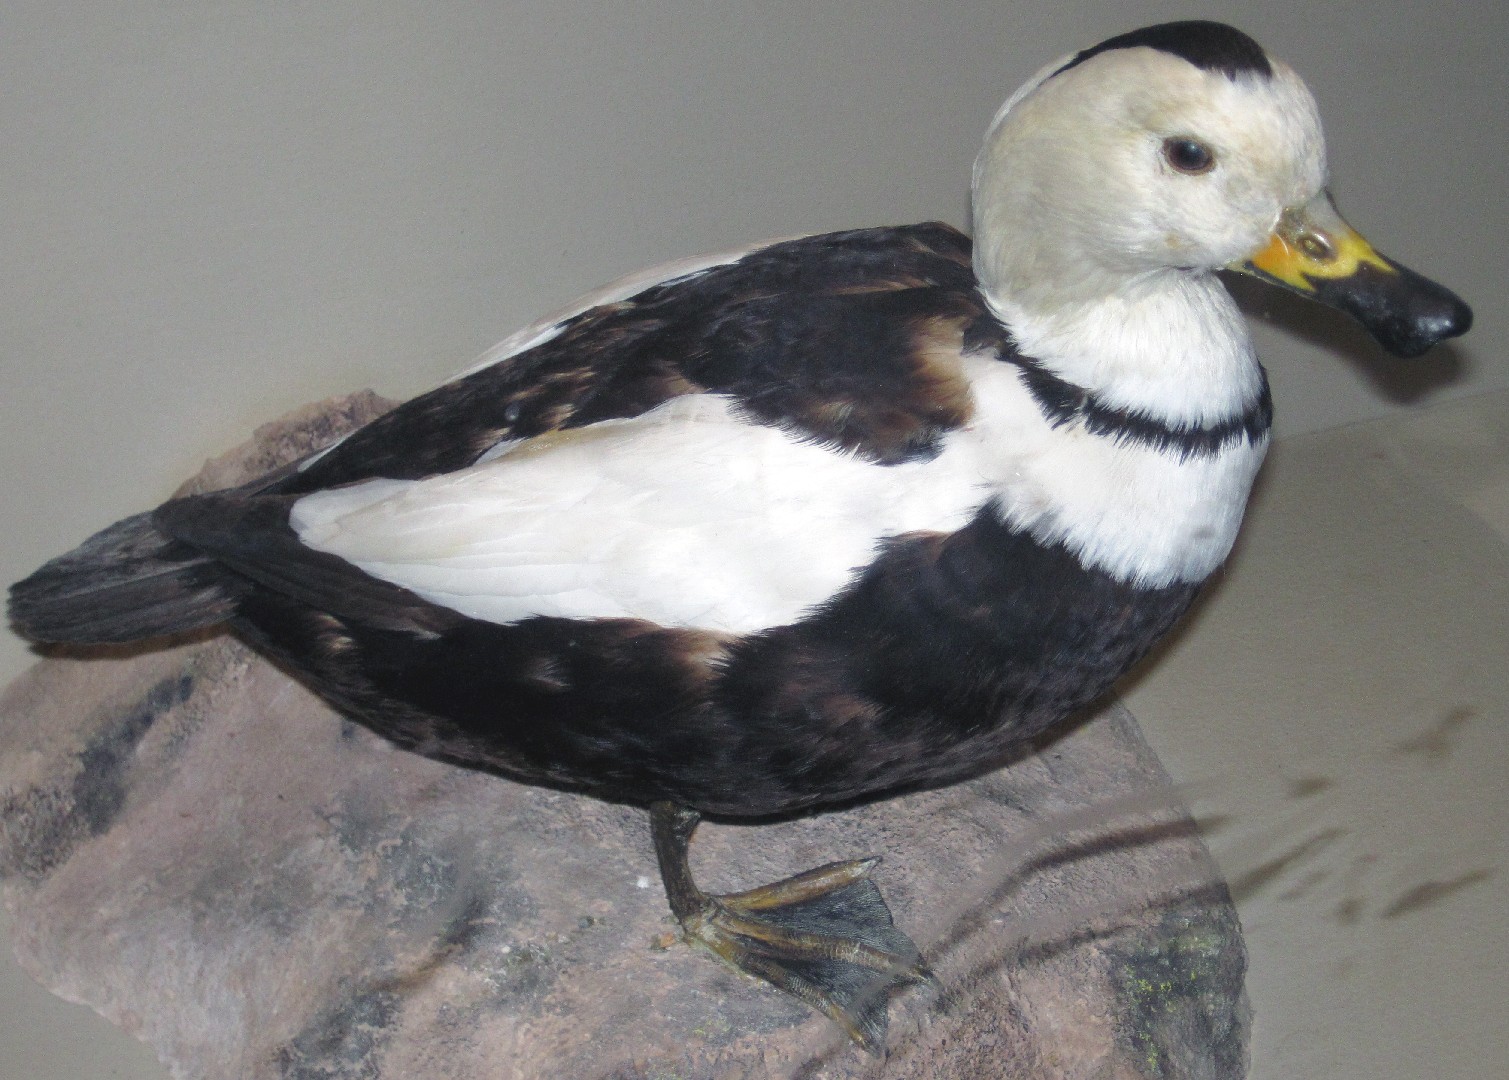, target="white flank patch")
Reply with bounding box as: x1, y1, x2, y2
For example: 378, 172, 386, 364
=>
291, 395, 986, 634
291, 350, 1267, 634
